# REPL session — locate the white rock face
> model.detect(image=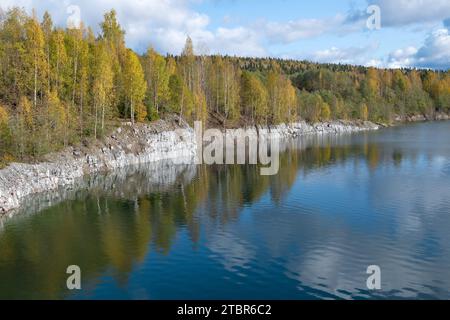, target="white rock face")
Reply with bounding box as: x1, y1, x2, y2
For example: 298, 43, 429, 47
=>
1, 160, 197, 221
257, 120, 379, 138
0, 119, 379, 215
0, 122, 197, 214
